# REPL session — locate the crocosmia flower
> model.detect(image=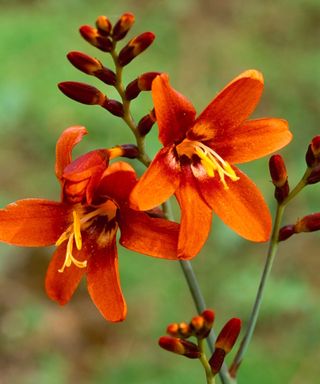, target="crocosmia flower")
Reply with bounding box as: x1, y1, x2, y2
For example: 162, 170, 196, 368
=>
130, 70, 292, 258
0, 126, 179, 322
